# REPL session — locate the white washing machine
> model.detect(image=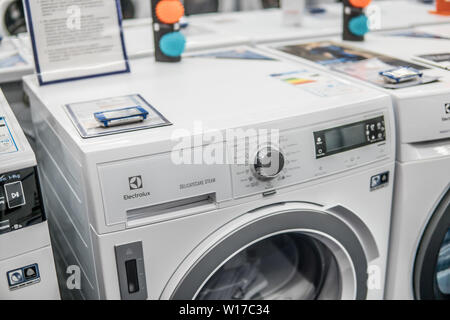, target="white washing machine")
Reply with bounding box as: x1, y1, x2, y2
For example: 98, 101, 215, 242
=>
0, 0, 26, 36
259, 34, 450, 299
0, 89, 59, 299
23, 47, 395, 300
